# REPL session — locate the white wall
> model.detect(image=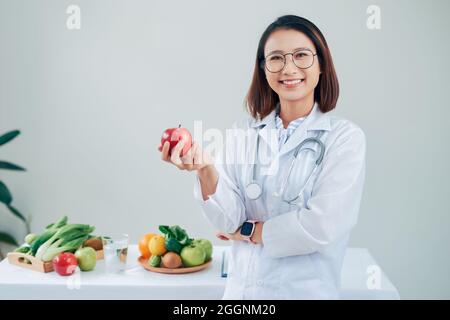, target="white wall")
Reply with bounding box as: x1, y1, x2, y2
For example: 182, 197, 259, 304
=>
1, 0, 449, 298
